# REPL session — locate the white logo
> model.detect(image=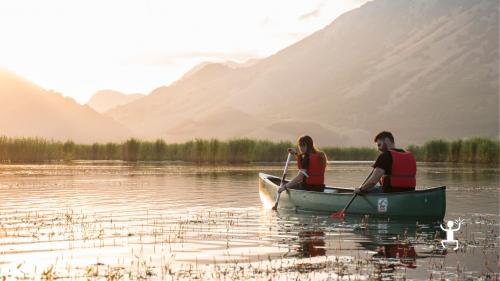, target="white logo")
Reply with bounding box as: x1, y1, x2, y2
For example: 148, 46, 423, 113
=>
377, 198, 388, 213
440, 217, 464, 250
